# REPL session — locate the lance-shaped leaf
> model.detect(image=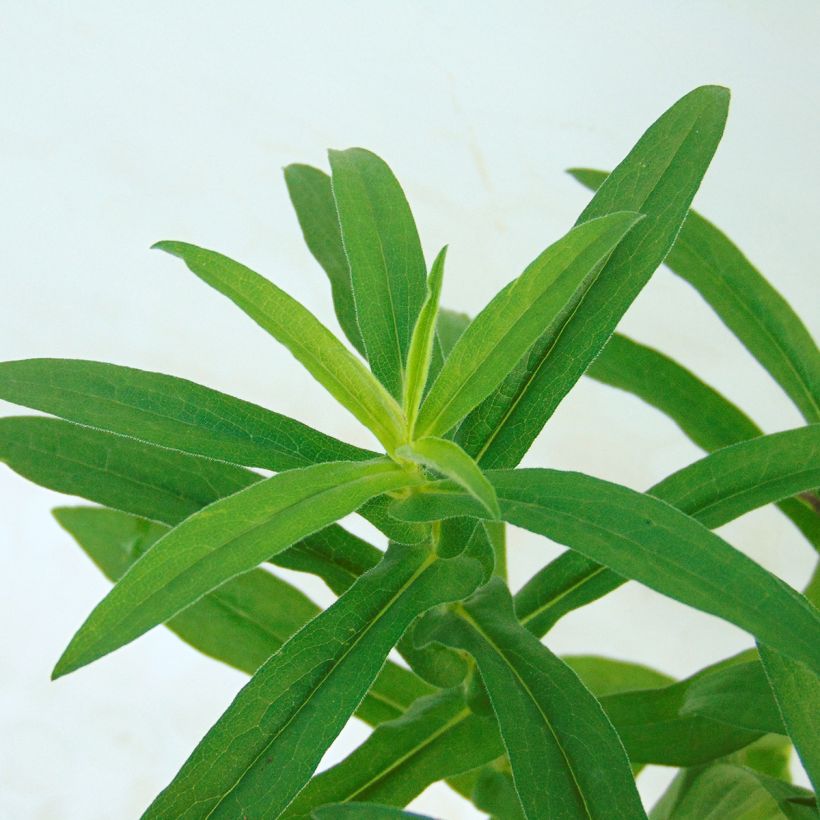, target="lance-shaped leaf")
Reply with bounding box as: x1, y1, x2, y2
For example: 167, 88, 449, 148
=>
397, 437, 500, 519
571, 168, 820, 424
53, 458, 419, 678
53, 505, 432, 727
456, 85, 729, 468
0, 411, 423, 545
436, 308, 470, 356
285, 163, 366, 356
284, 689, 502, 818
329, 148, 428, 399
392, 467, 820, 675
416, 579, 645, 819
587, 334, 820, 548
0, 358, 374, 470
515, 426, 820, 636
758, 575, 820, 794
403, 247, 447, 430
649, 763, 816, 820
414, 211, 642, 439
153, 241, 406, 452
145, 543, 486, 819
0, 415, 256, 525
